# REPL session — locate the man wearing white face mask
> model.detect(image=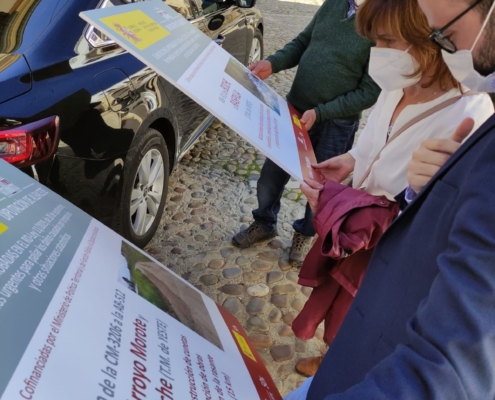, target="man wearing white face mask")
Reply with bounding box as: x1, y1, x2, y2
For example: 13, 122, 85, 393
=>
290, 0, 493, 380
283, 0, 495, 398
